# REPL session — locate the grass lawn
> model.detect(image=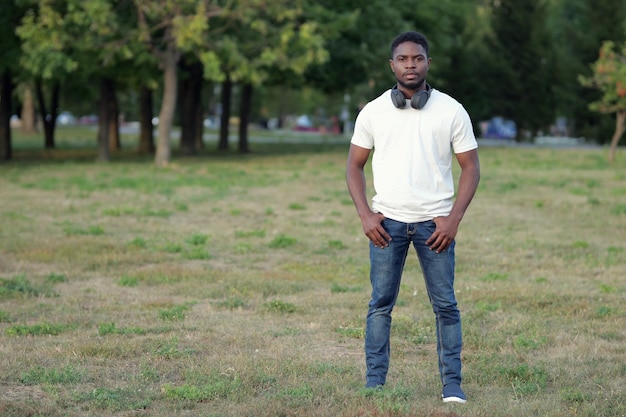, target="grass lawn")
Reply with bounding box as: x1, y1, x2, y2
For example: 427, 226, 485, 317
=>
0, 127, 624, 416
